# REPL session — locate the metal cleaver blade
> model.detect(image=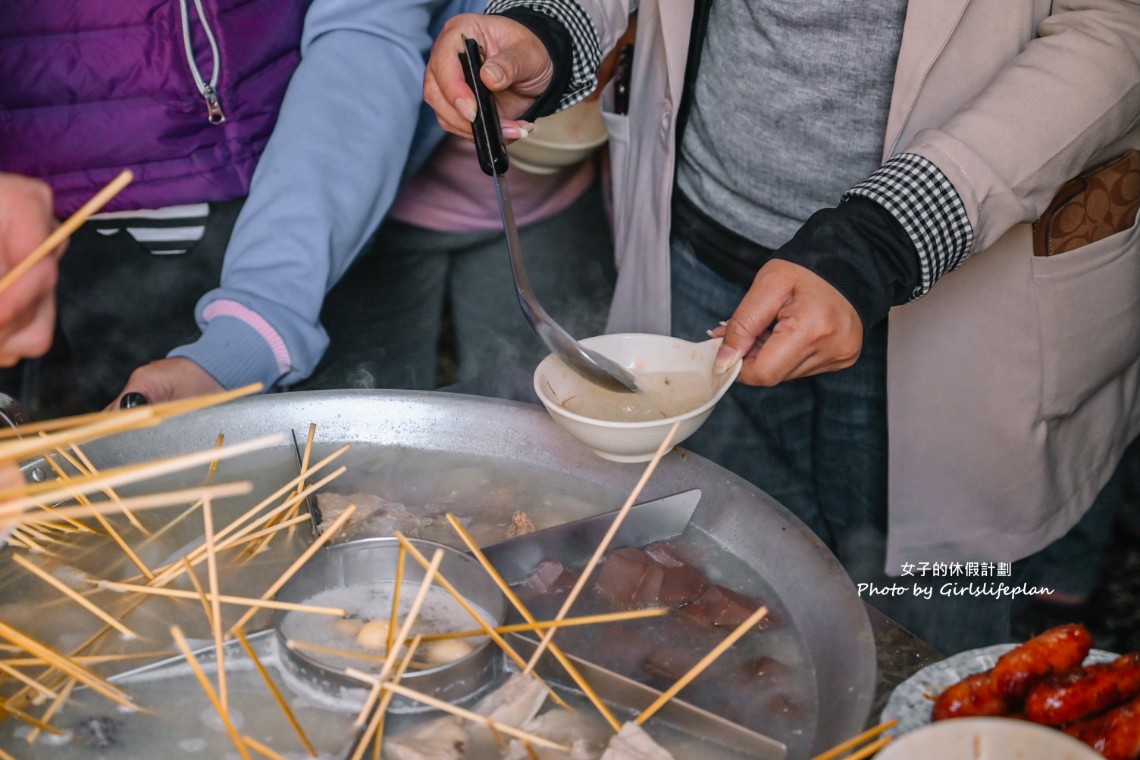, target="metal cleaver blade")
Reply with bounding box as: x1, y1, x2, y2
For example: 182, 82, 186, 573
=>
478, 488, 701, 584
510, 632, 788, 760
